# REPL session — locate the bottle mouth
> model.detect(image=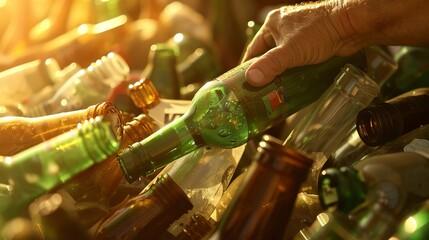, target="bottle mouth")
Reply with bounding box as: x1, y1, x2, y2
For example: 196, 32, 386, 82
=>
336, 64, 380, 104
78, 117, 120, 162
356, 103, 398, 147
